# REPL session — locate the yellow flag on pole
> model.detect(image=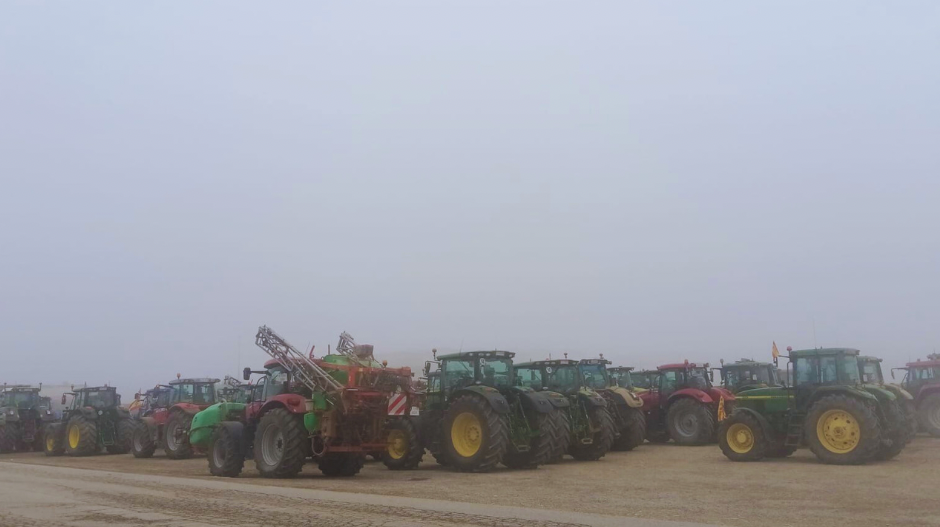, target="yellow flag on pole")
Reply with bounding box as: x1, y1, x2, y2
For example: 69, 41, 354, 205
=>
717, 396, 727, 421
772, 341, 780, 359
